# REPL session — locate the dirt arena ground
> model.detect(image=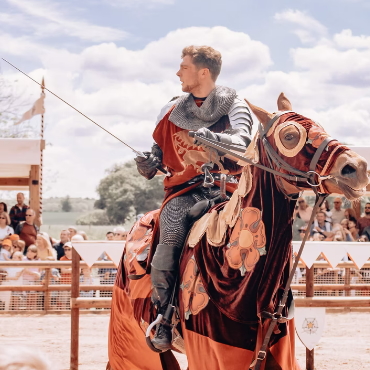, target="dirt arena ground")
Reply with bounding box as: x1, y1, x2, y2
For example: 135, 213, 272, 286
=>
0, 311, 369, 370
